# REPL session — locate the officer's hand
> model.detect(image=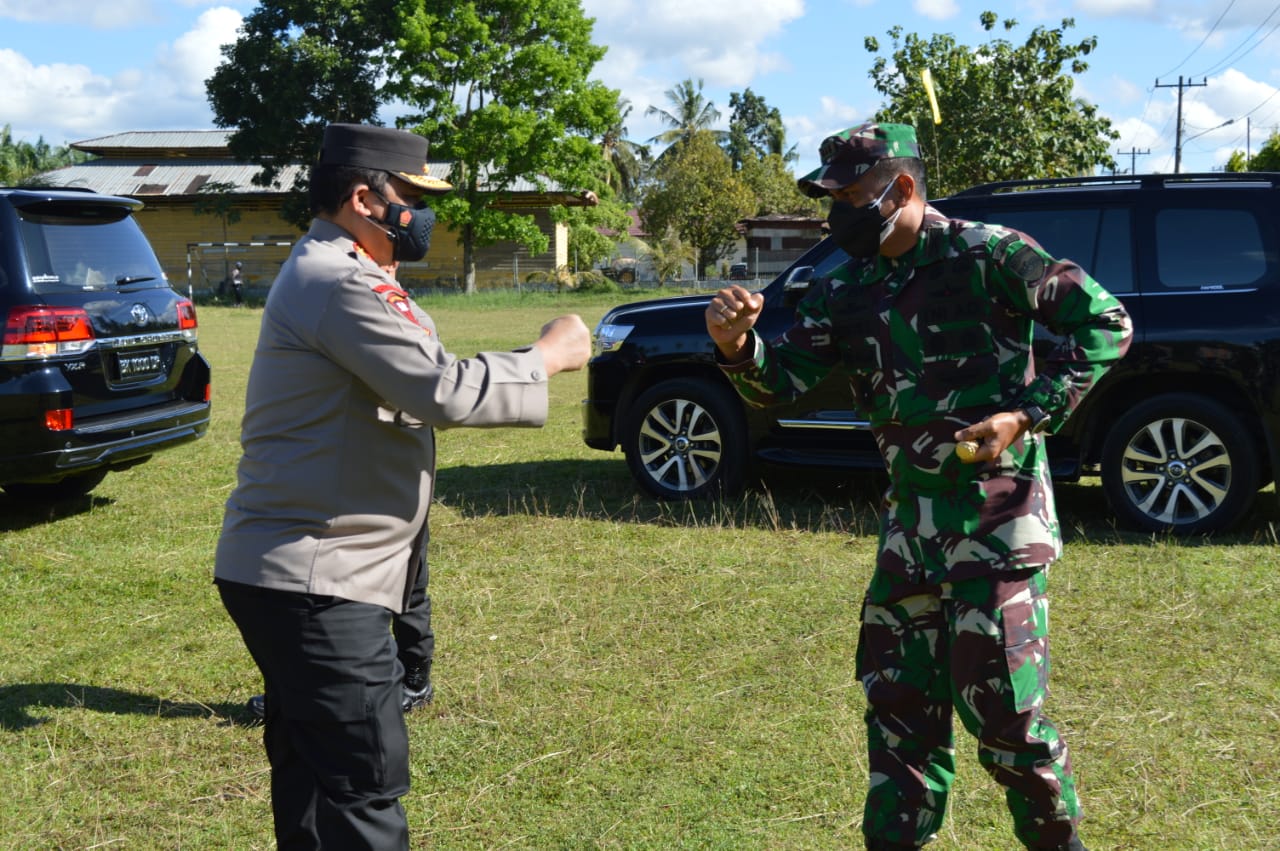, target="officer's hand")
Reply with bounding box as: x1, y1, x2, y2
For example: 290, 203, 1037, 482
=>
705, 286, 764, 362
535, 314, 591, 376
953, 411, 1032, 463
